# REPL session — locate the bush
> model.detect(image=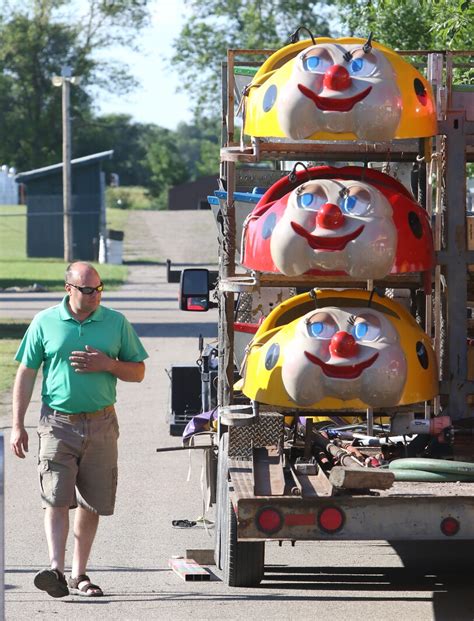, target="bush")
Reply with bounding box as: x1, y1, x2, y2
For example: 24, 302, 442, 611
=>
105, 186, 164, 210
